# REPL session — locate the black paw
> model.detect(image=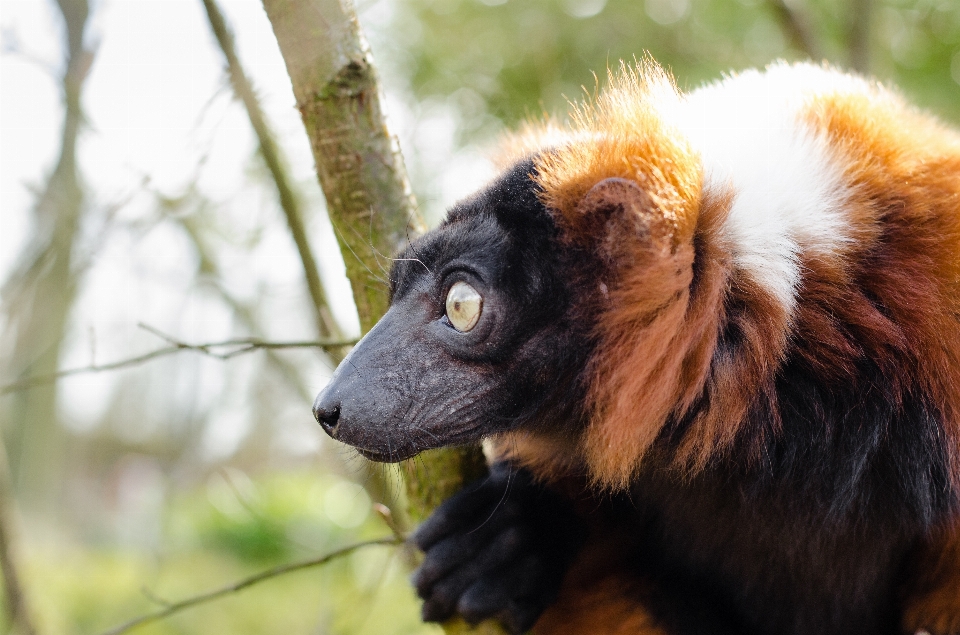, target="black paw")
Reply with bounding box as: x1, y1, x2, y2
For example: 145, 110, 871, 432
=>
411, 464, 586, 634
